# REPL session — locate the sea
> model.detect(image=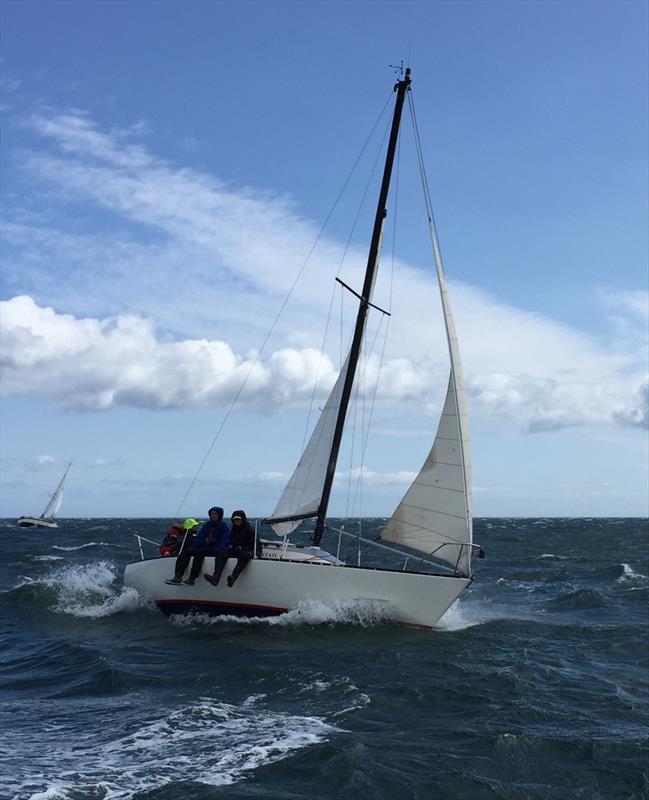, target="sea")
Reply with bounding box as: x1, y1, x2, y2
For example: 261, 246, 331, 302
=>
1, 517, 647, 800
